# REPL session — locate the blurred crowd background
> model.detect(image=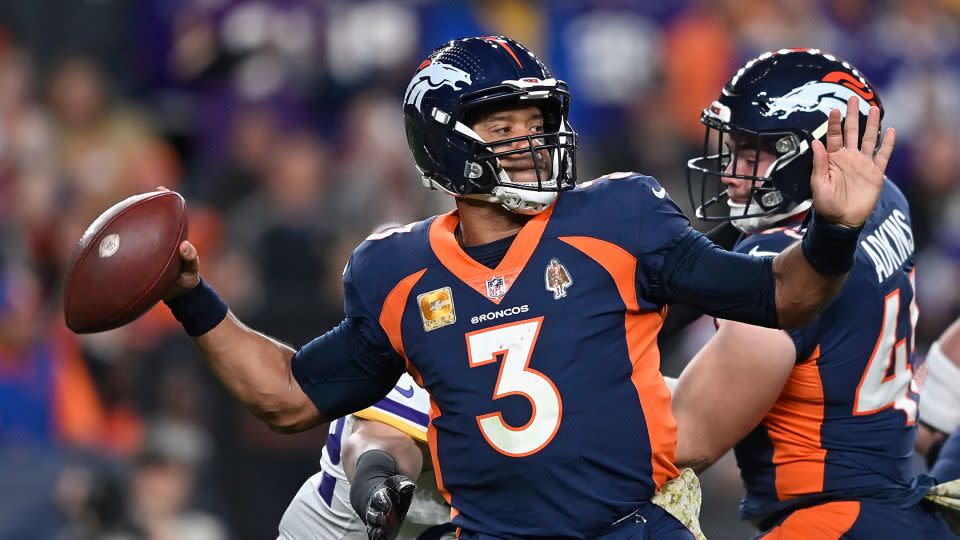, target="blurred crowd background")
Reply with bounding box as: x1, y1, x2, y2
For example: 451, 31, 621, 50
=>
1, 1, 958, 539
